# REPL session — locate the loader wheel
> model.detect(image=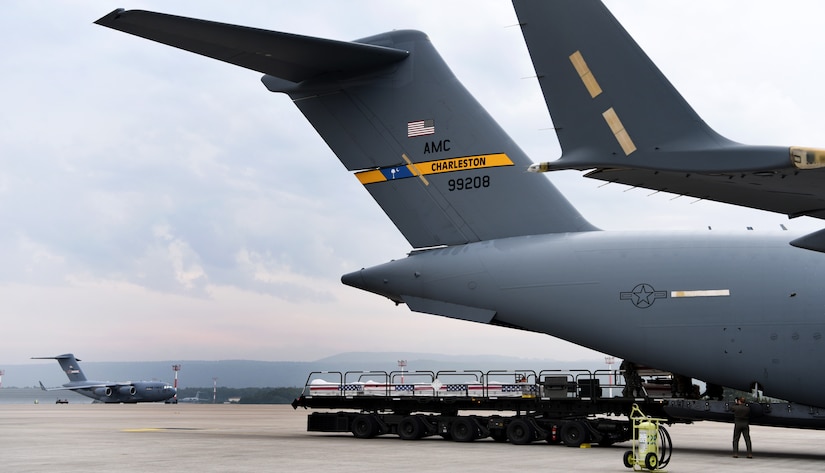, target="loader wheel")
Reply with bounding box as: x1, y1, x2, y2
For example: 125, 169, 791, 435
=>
644, 452, 658, 470
351, 414, 378, 439
450, 418, 477, 442
506, 418, 535, 445
398, 416, 423, 440
622, 450, 634, 468
560, 421, 588, 447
